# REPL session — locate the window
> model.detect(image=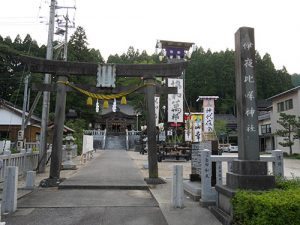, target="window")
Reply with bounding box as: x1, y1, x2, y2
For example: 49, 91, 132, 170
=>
277, 99, 293, 112
277, 102, 284, 112
0, 131, 9, 140
285, 99, 293, 110
261, 124, 271, 134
